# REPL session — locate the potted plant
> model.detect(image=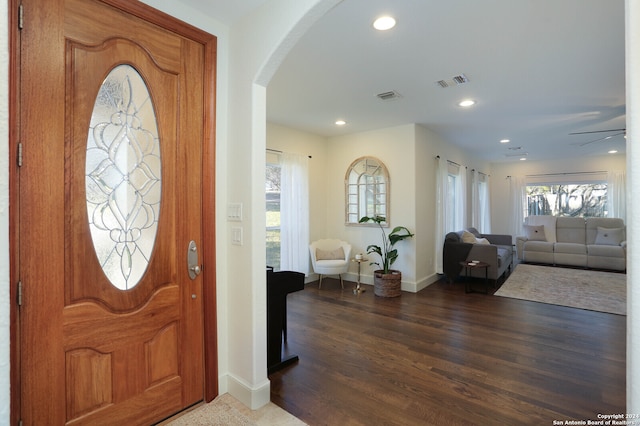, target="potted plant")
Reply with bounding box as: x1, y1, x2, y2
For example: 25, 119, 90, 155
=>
359, 215, 414, 297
